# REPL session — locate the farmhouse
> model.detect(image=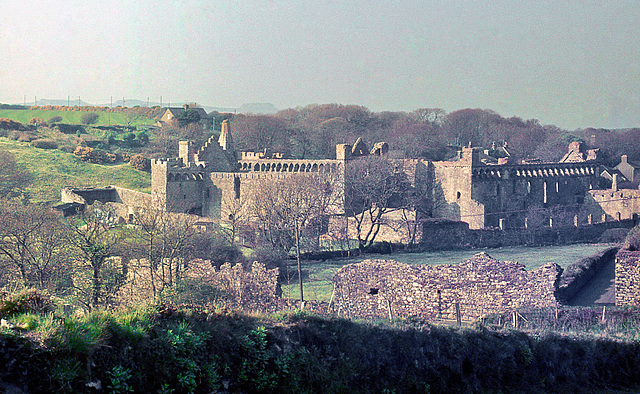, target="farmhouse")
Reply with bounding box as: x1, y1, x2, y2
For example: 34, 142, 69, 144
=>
159, 104, 213, 129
